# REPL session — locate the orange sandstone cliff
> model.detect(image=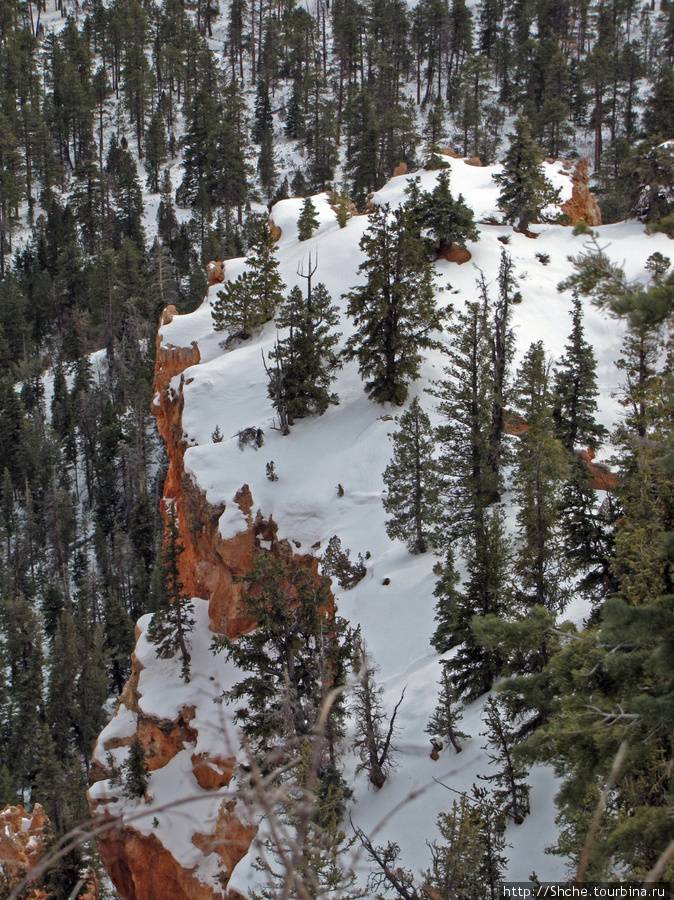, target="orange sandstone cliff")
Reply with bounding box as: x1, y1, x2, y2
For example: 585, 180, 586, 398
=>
88, 303, 332, 900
